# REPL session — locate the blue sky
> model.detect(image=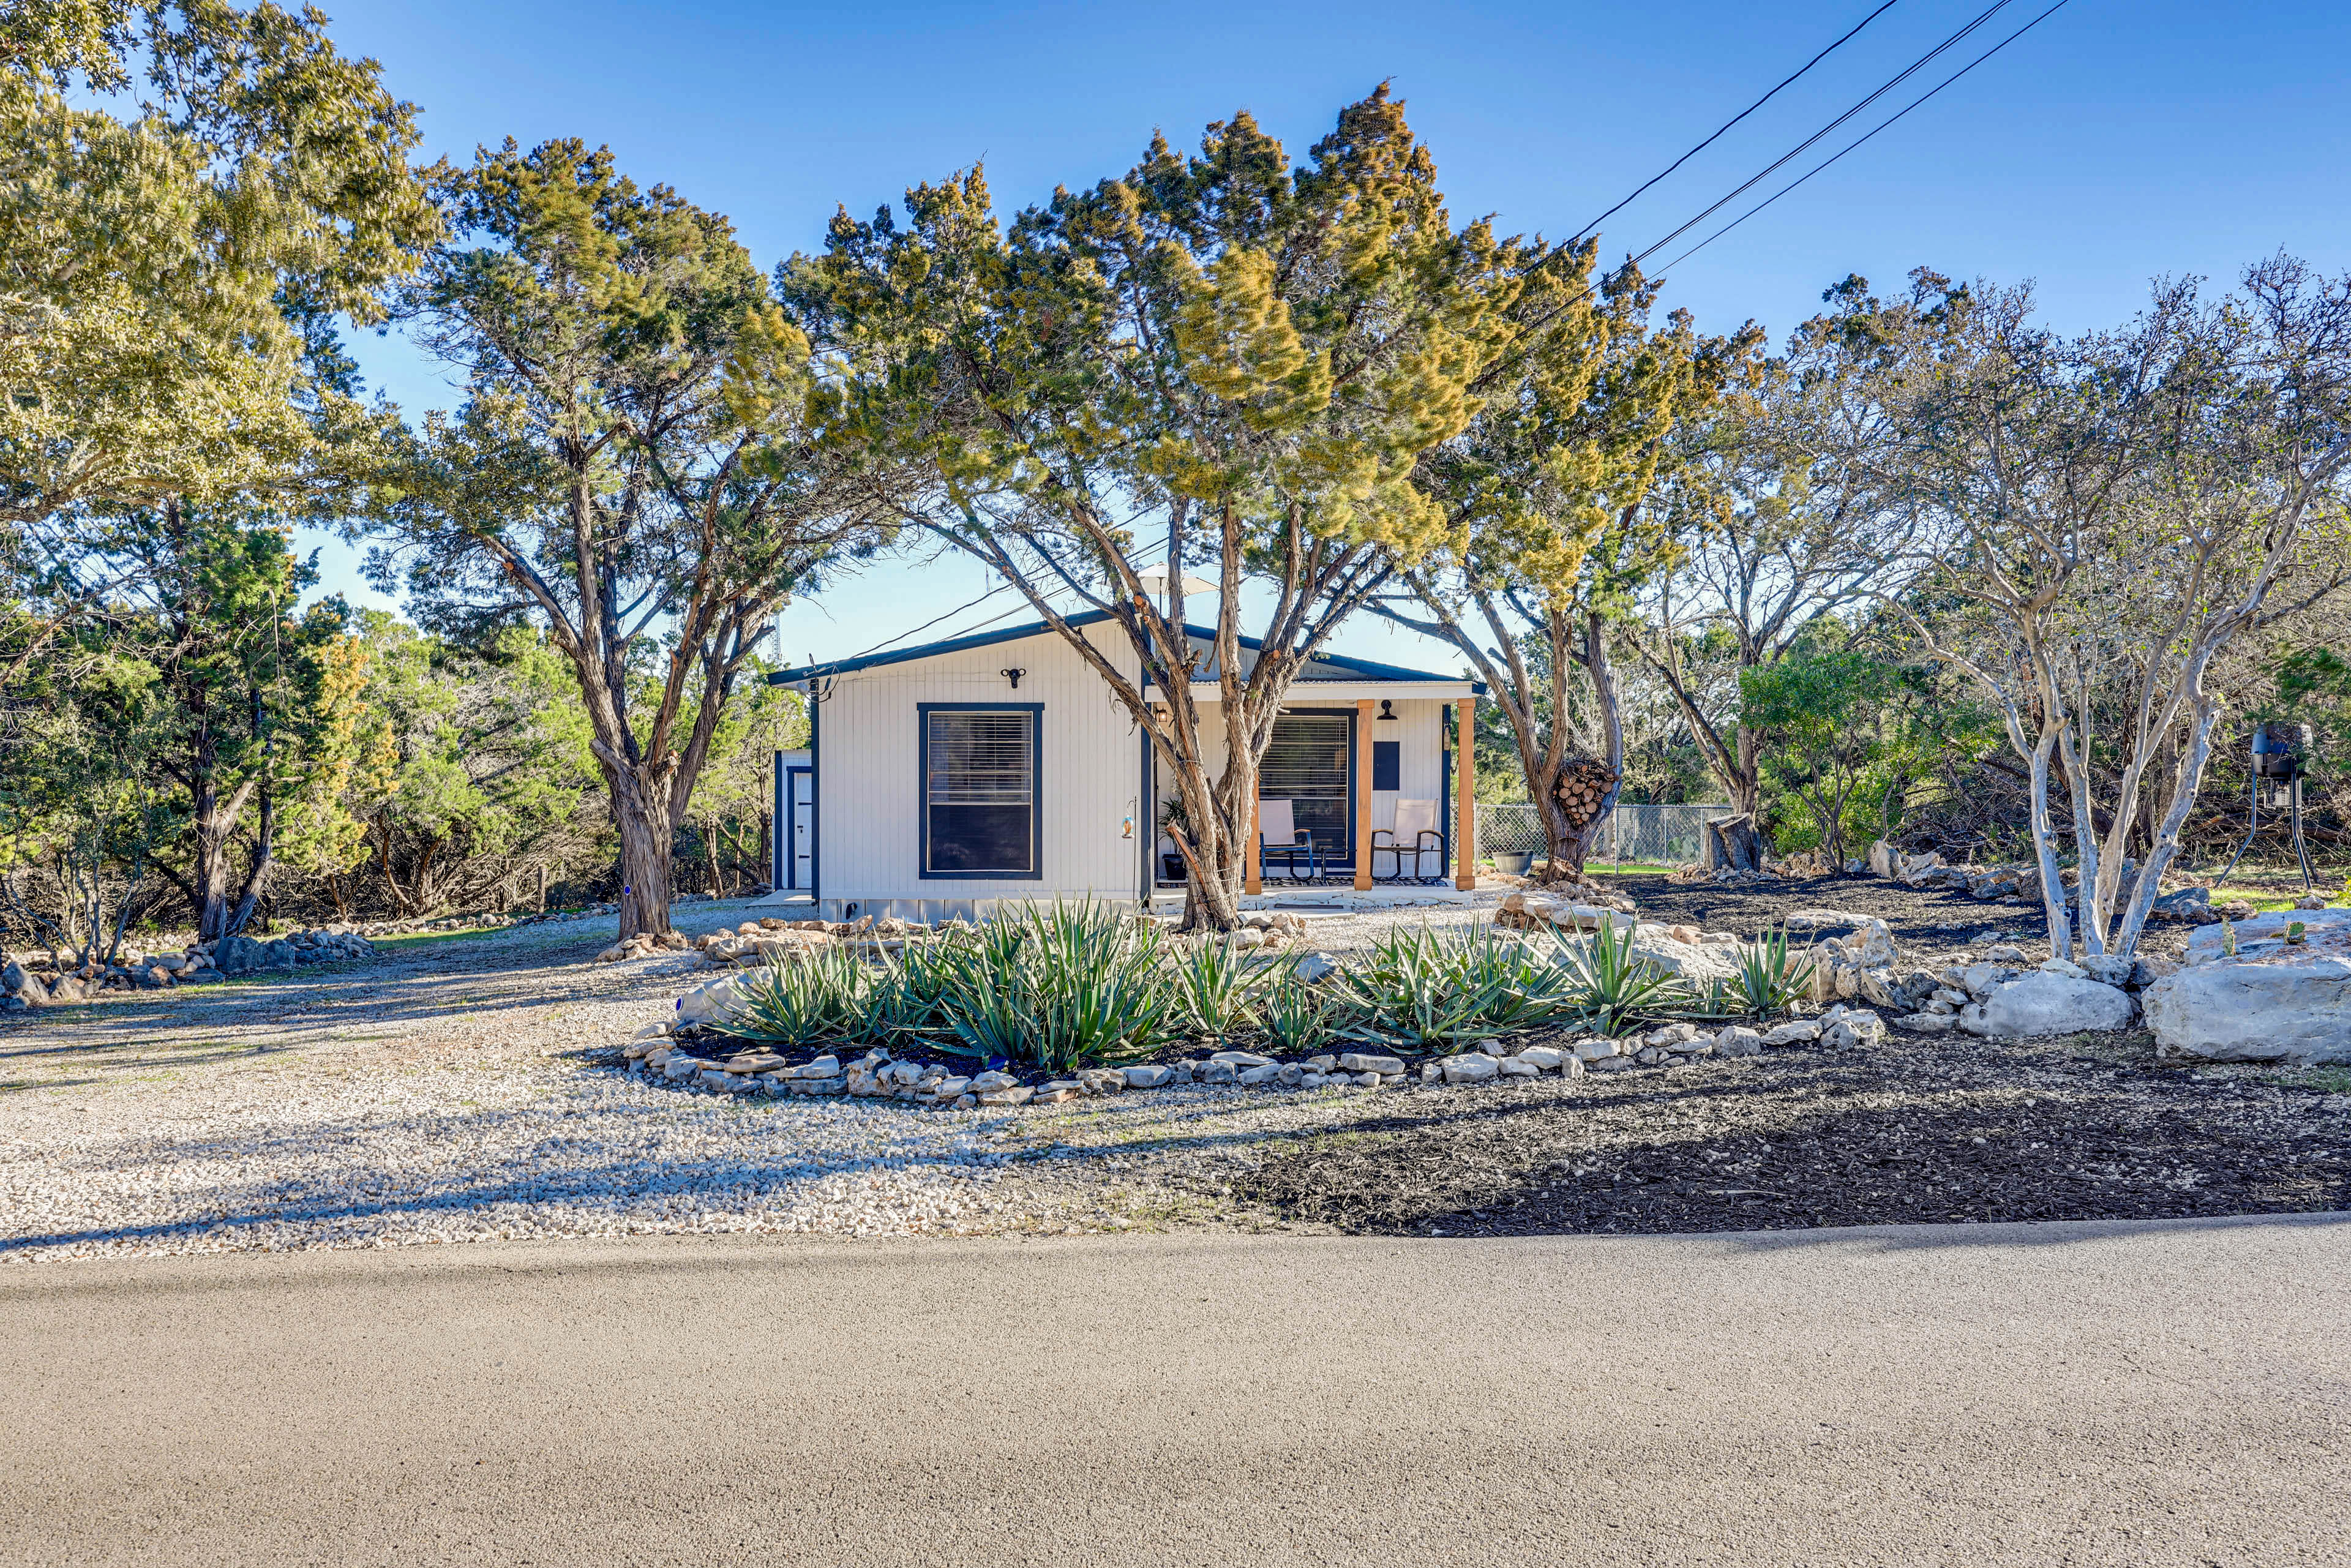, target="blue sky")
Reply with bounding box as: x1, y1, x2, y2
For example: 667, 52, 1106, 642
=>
310, 0, 2351, 666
